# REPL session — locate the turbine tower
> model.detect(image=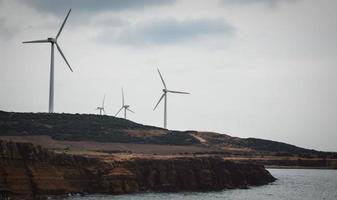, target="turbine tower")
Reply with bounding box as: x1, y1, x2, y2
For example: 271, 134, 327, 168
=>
153, 68, 190, 129
23, 9, 73, 113
115, 88, 135, 119
96, 94, 106, 115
